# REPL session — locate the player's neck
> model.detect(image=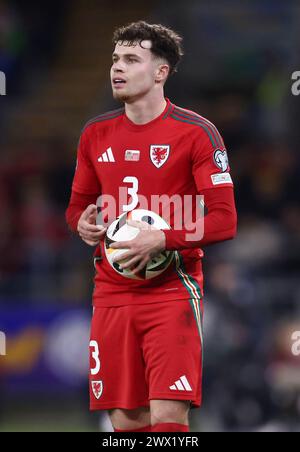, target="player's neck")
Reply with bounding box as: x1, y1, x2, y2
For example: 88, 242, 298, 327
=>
125, 93, 167, 125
